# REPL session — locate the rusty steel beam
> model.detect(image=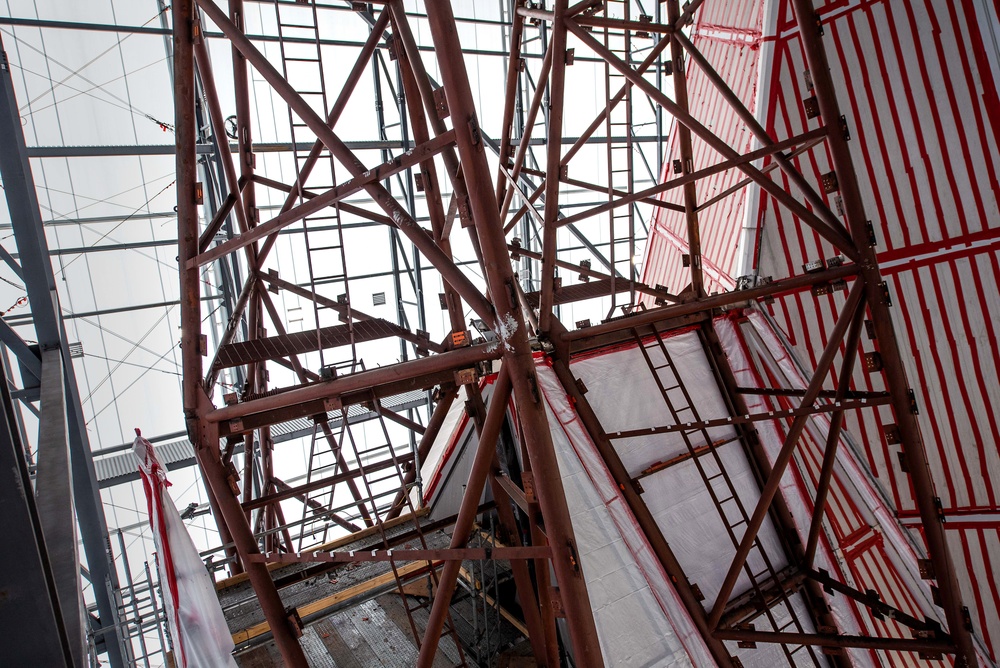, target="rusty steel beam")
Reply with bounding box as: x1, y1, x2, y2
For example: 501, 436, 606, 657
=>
272, 10, 391, 220
707, 280, 866, 630
255, 287, 374, 529
803, 306, 865, 567
698, 322, 850, 666
498, 41, 554, 223
511, 244, 677, 303
207, 341, 499, 424
246, 546, 552, 564
805, 568, 935, 633
557, 126, 829, 228
415, 366, 513, 664
713, 628, 955, 654
192, 130, 456, 267
673, 30, 849, 241
494, 6, 527, 203
422, 3, 603, 664
606, 394, 890, 440
561, 263, 857, 343
790, 3, 978, 663
666, 0, 703, 296
176, 0, 307, 664
565, 20, 860, 261
537, 0, 570, 334
244, 454, 411, 512
194, 0, 495, 324
389, 30, 466, 337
